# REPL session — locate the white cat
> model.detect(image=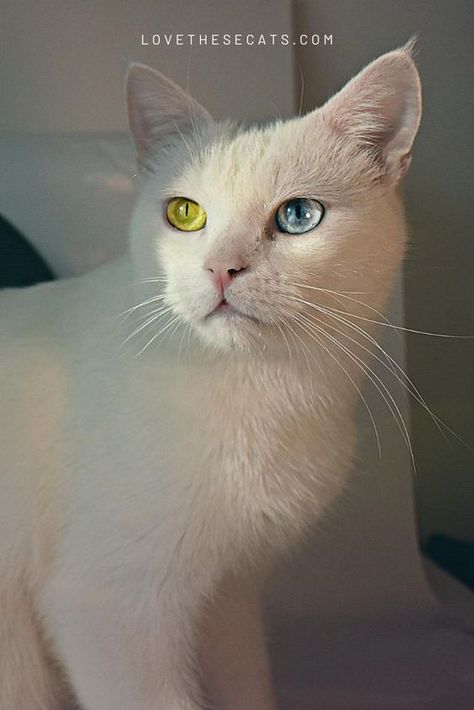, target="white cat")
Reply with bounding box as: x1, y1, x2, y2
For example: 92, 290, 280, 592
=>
0, 44, 421, 710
